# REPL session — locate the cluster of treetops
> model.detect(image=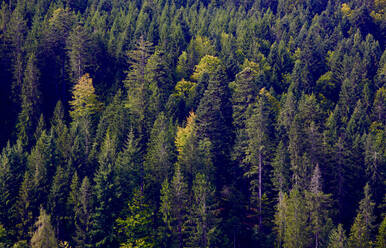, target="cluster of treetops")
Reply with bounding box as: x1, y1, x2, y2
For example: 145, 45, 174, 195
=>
0, 0, 385, 247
